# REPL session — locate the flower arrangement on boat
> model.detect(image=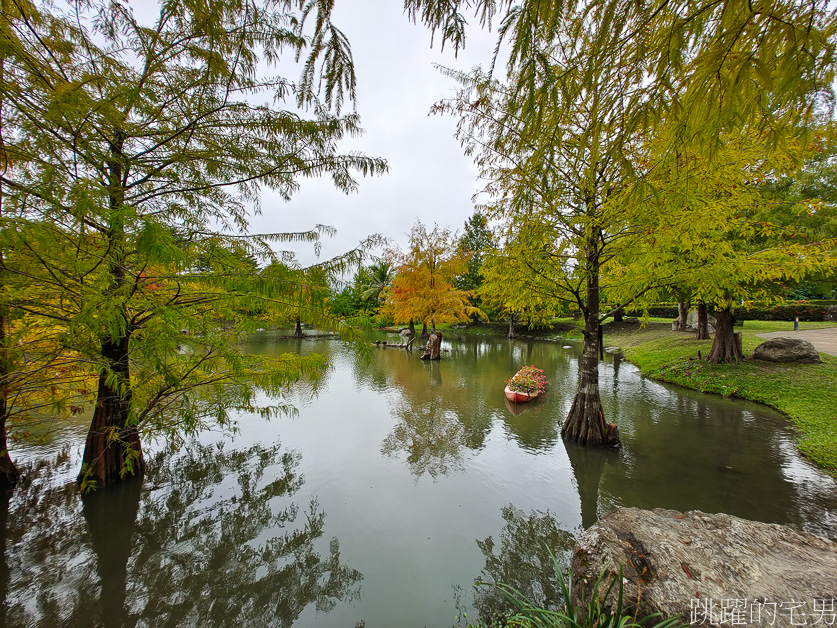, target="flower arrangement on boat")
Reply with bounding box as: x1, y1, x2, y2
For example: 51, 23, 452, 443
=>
504, 365, 548, 403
